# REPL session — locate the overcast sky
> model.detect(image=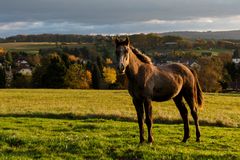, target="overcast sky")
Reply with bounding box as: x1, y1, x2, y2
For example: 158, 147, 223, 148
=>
1, 0, 240, 37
